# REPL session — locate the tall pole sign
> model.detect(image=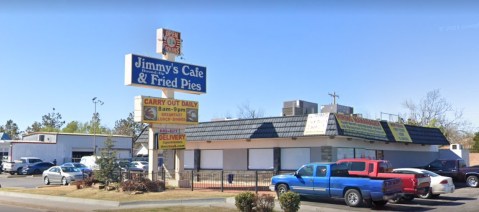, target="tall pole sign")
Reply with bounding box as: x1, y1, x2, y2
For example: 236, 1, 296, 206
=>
125, 28, 206, 184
